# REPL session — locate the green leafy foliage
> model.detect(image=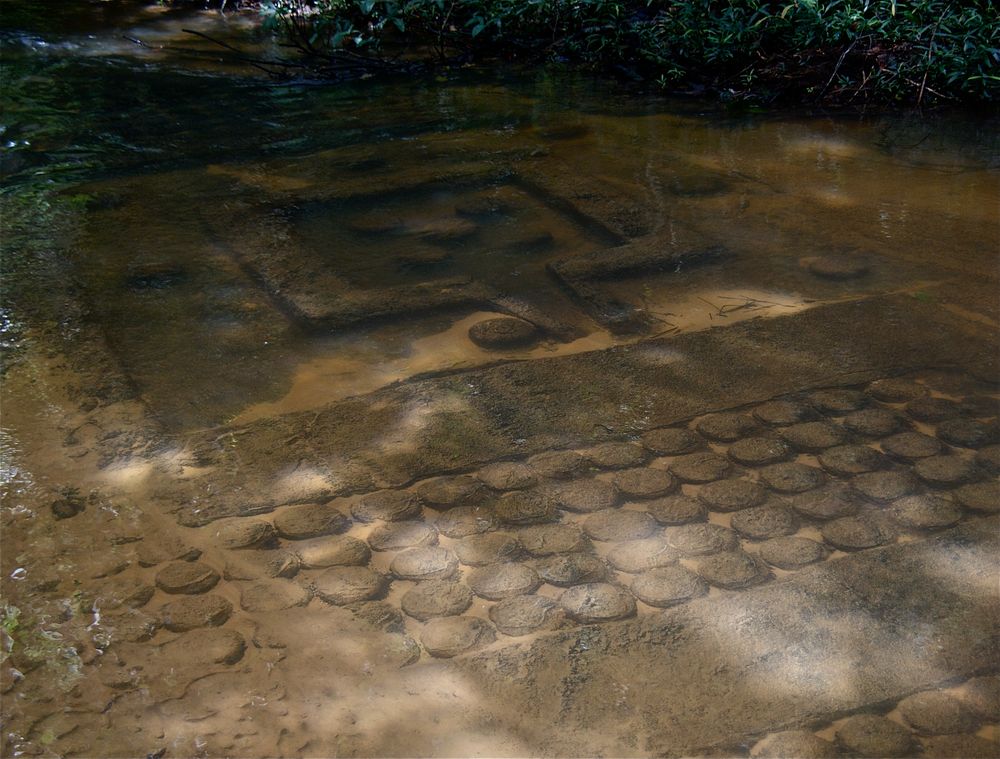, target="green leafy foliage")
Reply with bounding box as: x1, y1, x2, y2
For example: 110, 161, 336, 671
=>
260, 0, 999, 104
